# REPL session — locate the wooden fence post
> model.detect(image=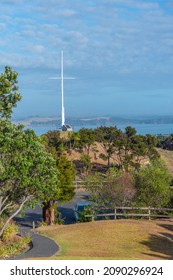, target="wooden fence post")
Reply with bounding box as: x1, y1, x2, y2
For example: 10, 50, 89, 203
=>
114, 208, 117, 220
92, 210, 94, 222
148, 207, 151, 220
